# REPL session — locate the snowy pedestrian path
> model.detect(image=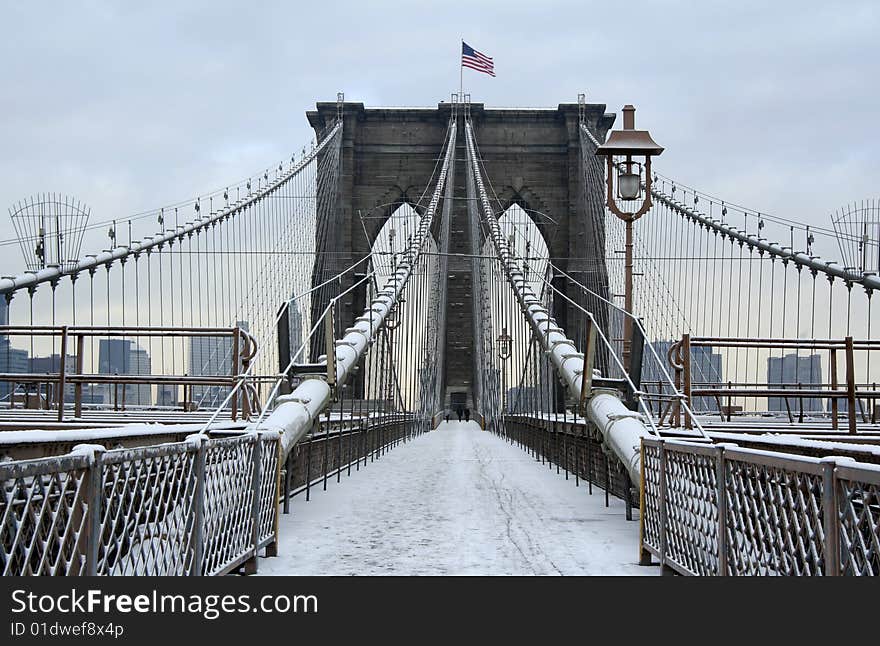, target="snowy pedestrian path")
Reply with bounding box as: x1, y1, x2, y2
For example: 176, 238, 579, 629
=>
259, 422, 646, 575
